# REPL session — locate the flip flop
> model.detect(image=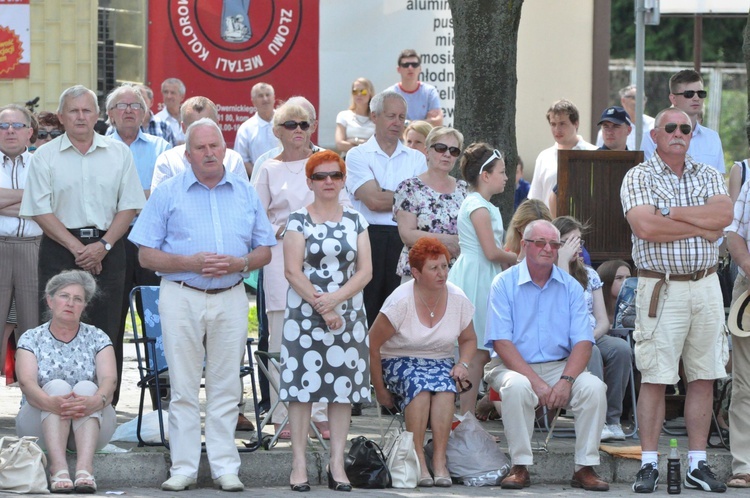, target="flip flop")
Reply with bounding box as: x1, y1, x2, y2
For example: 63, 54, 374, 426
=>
50, 470, 74, 494
727, 473, 750, 488
475, 395, 500, 421
74, 470, 97, 494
